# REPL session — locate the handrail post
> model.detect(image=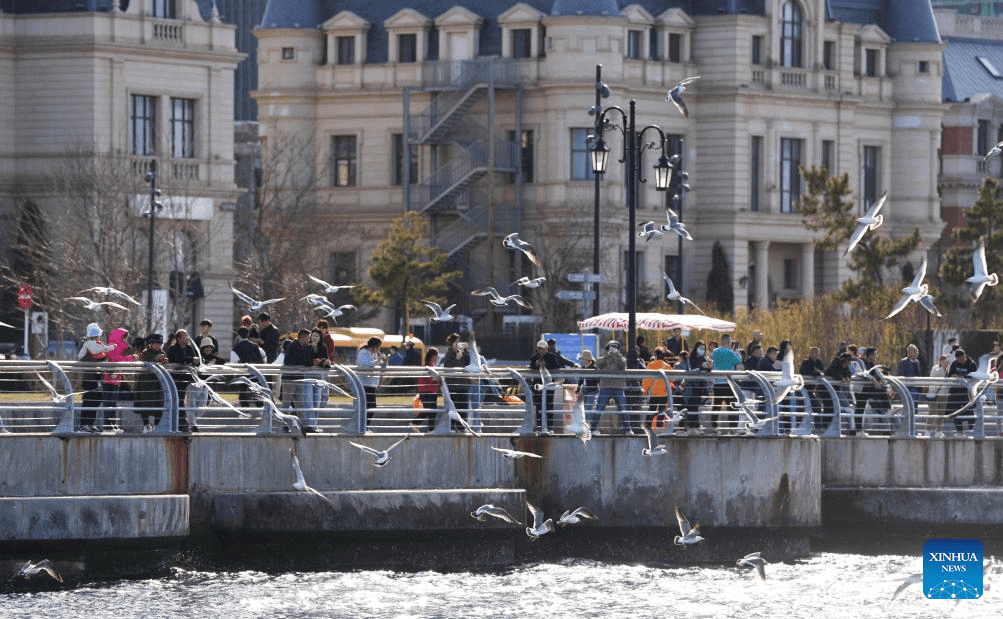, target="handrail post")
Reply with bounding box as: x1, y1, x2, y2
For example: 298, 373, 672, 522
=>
48, 360, 77, 435
508, 368, 536, 435
334, 363, 367, 434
